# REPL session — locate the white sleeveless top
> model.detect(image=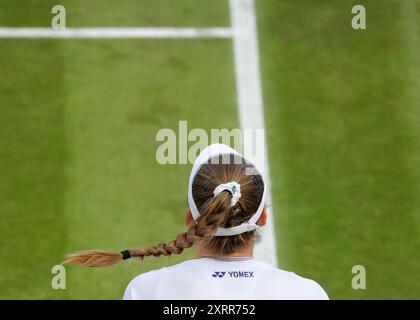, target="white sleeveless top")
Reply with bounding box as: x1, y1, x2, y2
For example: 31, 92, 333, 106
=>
123, 257, 329, 300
